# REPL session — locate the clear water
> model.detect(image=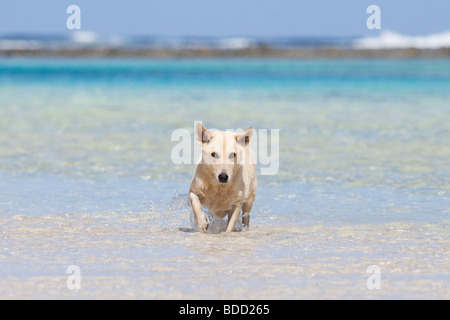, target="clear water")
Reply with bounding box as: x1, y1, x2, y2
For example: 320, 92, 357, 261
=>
0, 58, 449, 299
